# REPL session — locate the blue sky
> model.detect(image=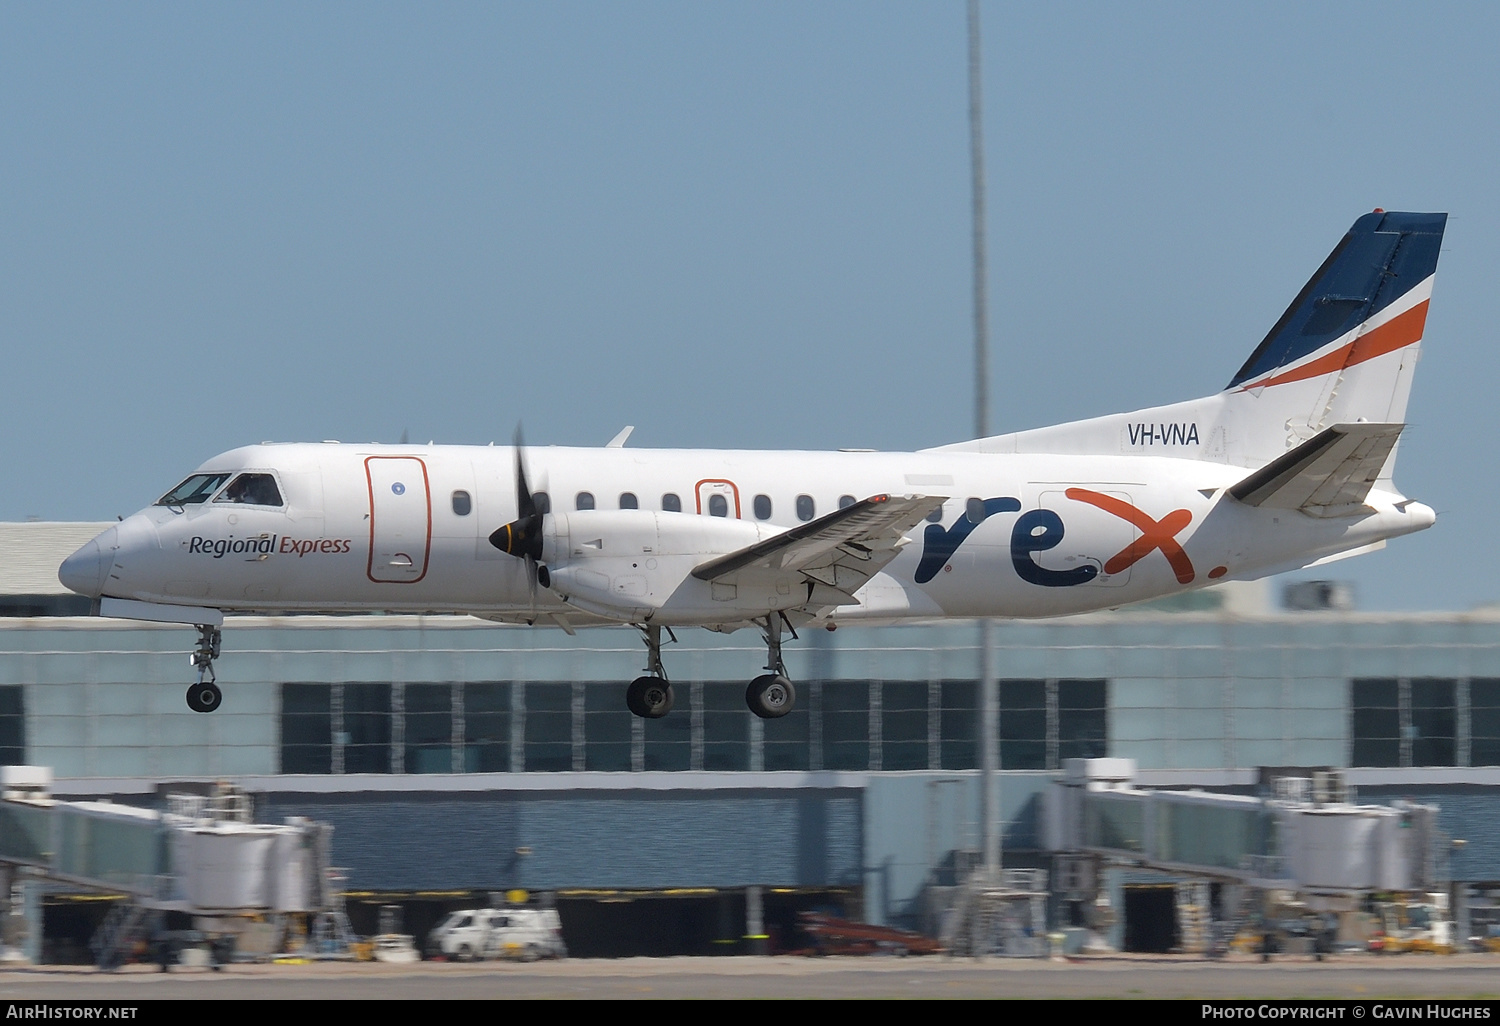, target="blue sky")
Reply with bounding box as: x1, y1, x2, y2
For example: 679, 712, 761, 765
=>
2, 2, 1496, 611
